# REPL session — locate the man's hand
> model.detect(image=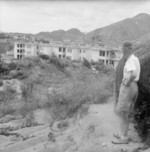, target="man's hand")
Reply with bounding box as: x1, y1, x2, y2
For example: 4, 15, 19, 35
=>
122, 71, 136, 87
